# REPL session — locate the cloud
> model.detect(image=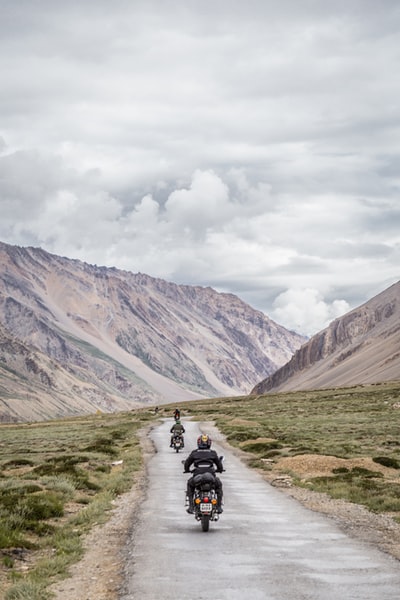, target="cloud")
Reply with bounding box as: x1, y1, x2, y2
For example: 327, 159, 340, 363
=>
0, 1, 399, 335
165, 170, 231, 237
0, 141, 398, 335
271, 289, 351, 337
